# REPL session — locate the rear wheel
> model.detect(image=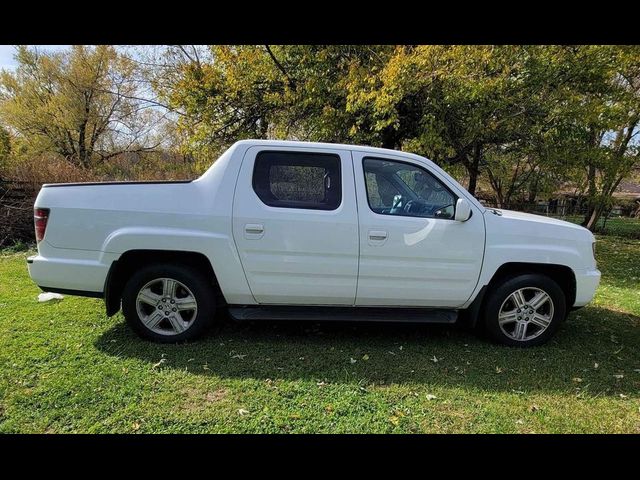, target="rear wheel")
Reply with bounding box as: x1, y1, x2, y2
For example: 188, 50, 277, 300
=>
122, 263, 216, 343
483, 273, 566, 347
